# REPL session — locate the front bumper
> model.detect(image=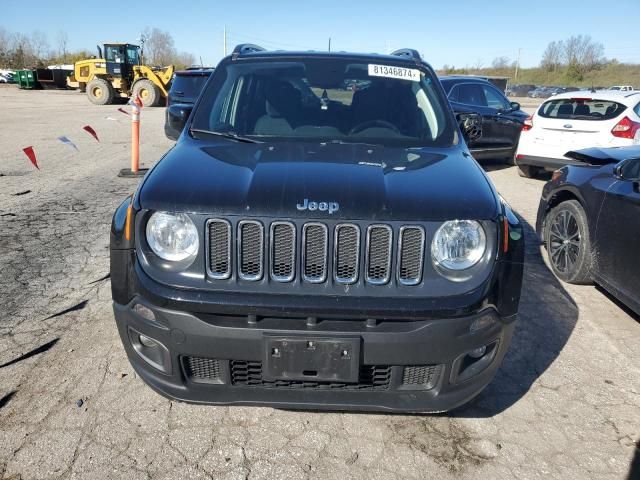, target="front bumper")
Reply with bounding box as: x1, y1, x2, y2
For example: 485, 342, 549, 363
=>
110, 196, 524, 412
114, 288, 516, 413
